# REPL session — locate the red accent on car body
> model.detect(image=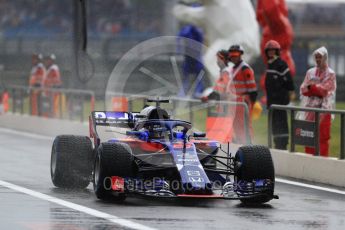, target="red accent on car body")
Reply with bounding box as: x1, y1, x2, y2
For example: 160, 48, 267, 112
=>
173, 142, 192, 149
140, 142, 165, 152
111, 176, 125, 192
